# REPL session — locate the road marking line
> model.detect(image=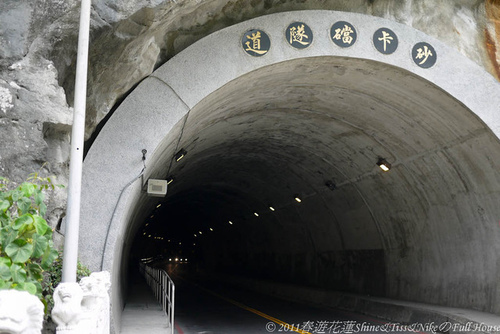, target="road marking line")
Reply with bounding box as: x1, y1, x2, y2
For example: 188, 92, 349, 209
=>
197, 284, 311, 334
